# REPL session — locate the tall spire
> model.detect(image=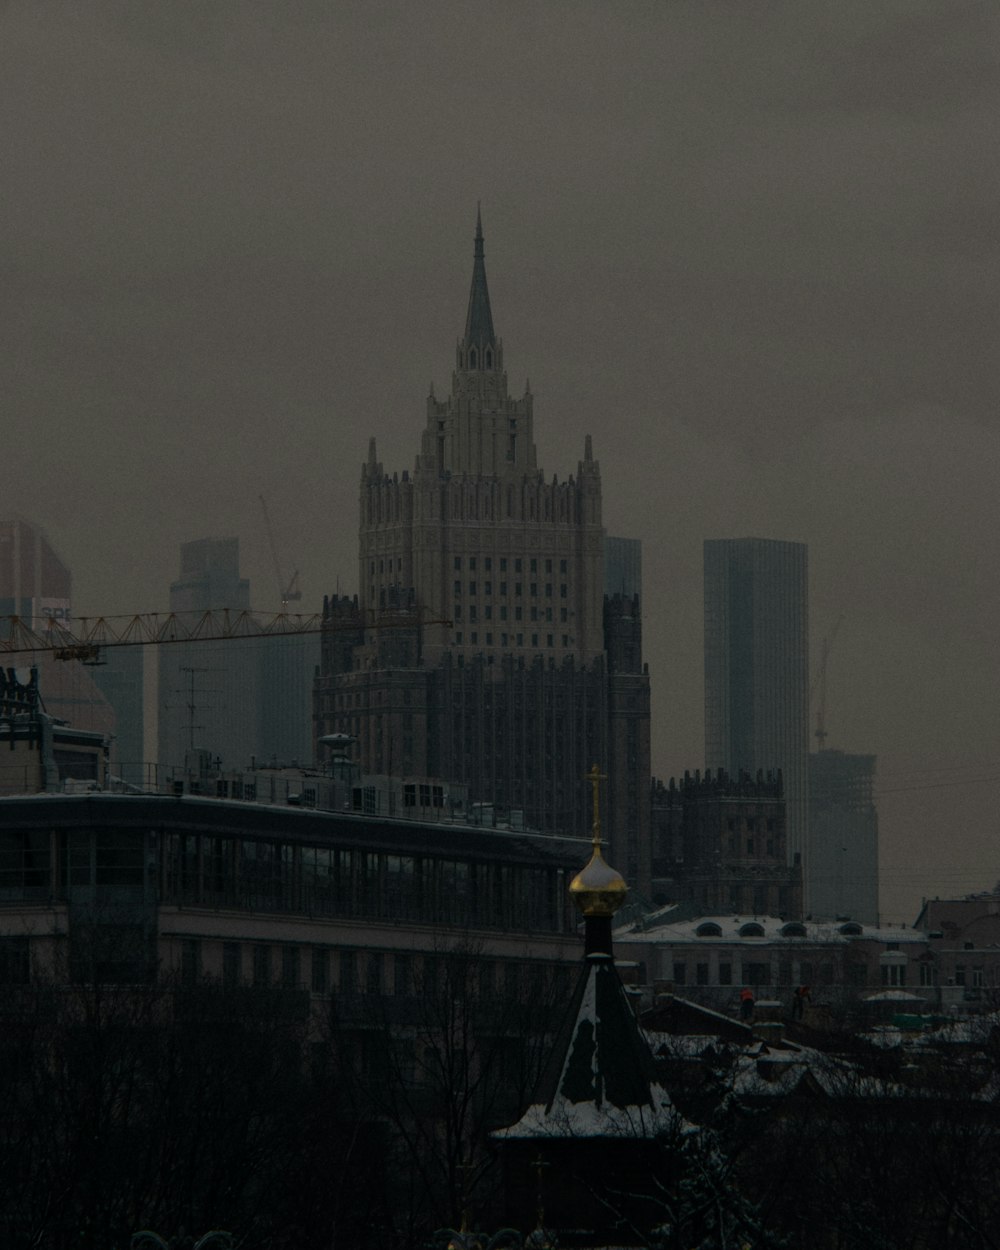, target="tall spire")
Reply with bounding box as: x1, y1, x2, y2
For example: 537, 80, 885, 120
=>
463, 203, 496, 353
